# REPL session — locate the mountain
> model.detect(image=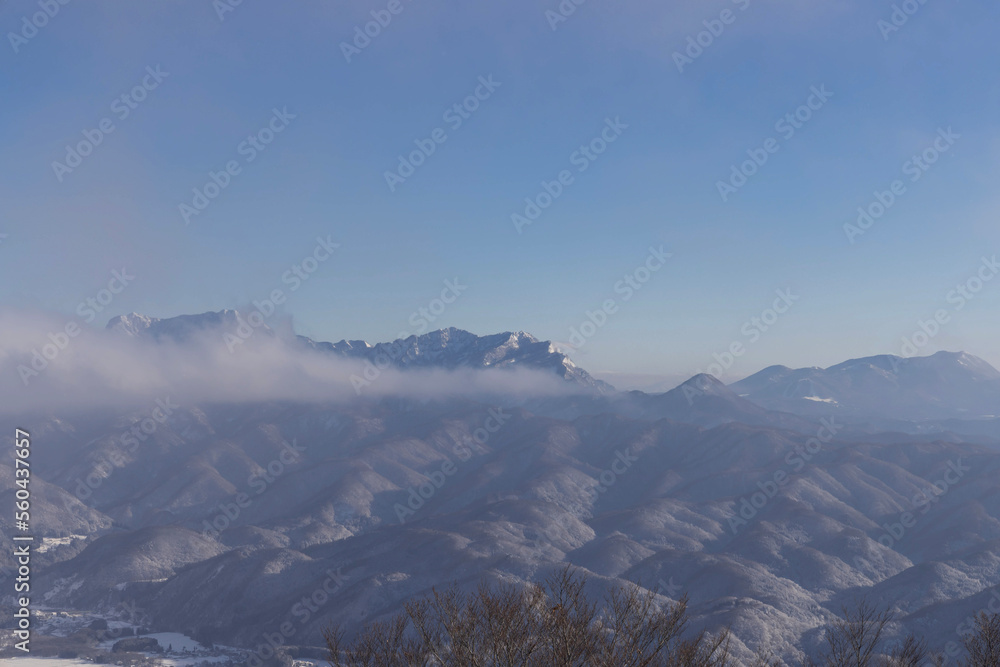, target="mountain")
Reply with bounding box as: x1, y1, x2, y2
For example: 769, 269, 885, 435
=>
11, 315, 1000, 663
730, 351, 1000, 422
515, 373, 818, 433
107, 310, 273, 342
628, 373, 785, 427
108, 311, 612, 393
303, 326, 613, 392
18, 398, 1000, 664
